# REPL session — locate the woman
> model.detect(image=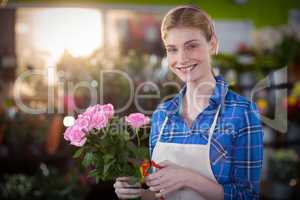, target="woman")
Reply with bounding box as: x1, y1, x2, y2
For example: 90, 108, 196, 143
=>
114, 5, 263, 200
